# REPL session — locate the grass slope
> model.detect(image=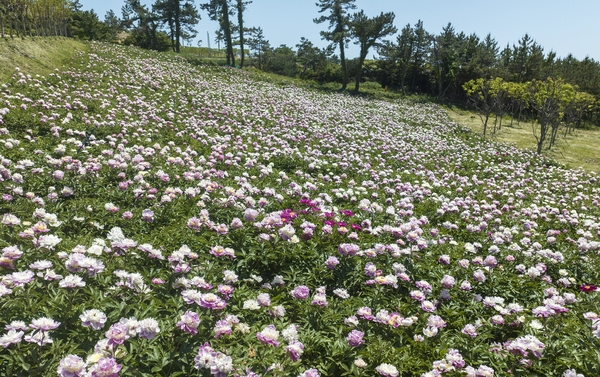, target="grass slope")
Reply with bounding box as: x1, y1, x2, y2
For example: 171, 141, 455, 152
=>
0, 37, 87, 82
